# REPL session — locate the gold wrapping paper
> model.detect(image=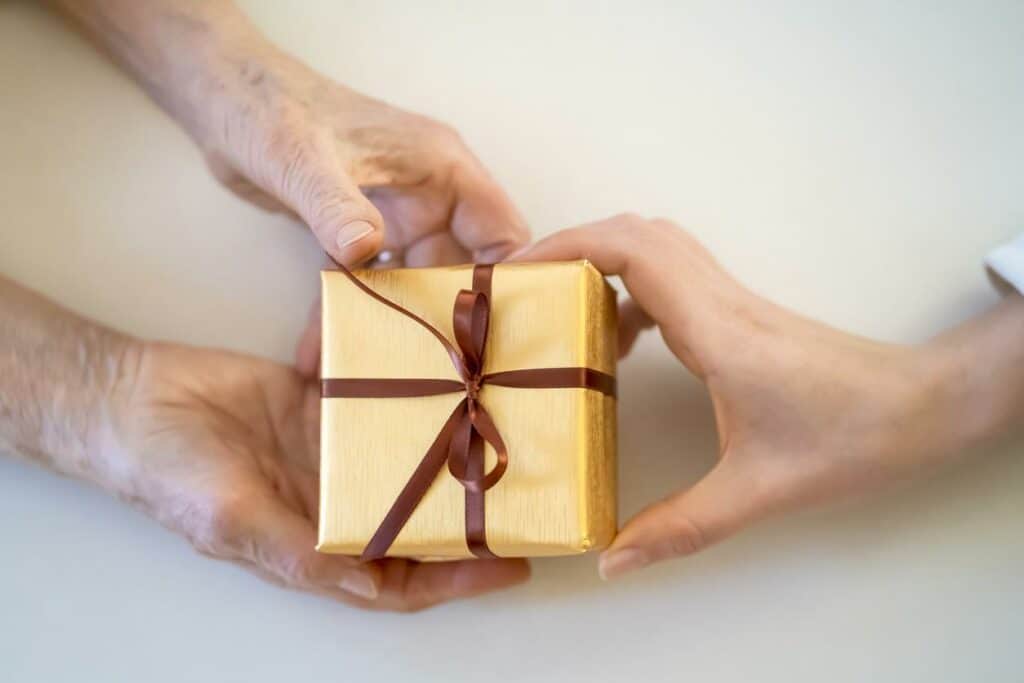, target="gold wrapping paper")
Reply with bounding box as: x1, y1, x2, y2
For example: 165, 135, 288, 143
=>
317, 260, 617, 558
